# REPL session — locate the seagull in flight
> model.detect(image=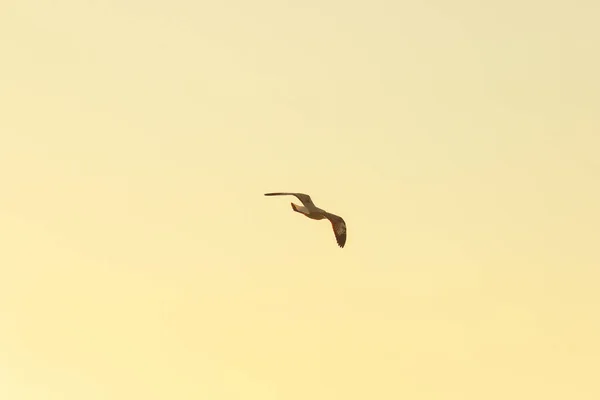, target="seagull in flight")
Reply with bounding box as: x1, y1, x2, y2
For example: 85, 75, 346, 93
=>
264, 192, 347, 248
